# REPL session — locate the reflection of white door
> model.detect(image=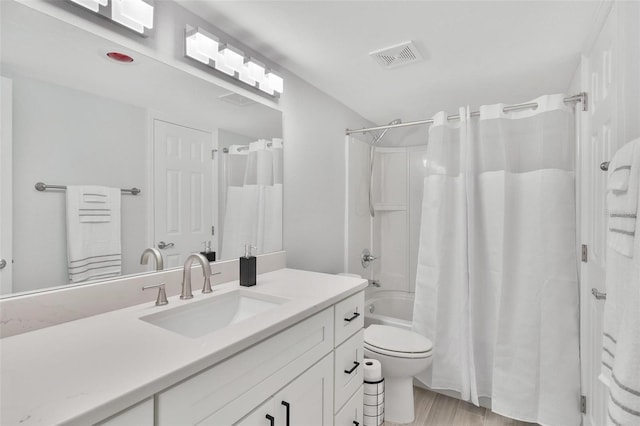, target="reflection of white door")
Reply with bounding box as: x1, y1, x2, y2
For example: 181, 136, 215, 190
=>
580, 5, 619, 425
153, 119, 217, 269
0, 77, 13, 294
